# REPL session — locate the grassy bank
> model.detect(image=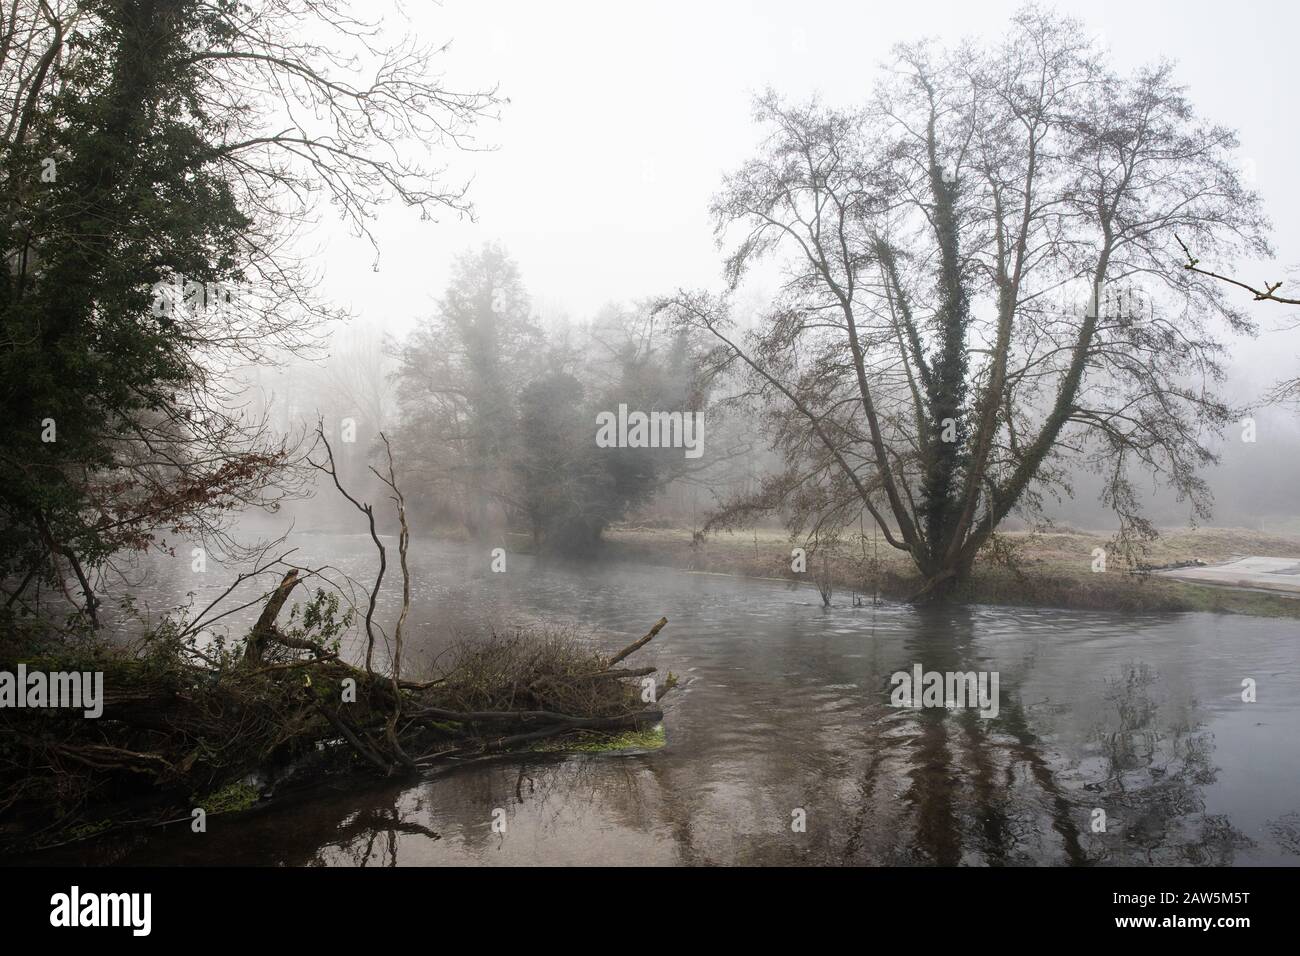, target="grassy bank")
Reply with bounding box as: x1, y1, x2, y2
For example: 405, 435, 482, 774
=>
597, 525, 1300, 618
